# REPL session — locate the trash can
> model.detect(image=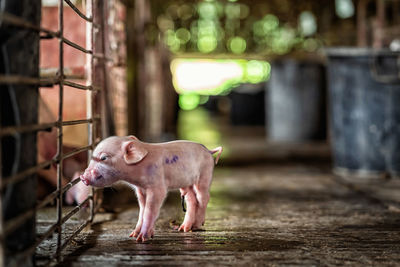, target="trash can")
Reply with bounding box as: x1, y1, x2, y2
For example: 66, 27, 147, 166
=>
326, 48, 400, 179
267, 59, 326, 141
